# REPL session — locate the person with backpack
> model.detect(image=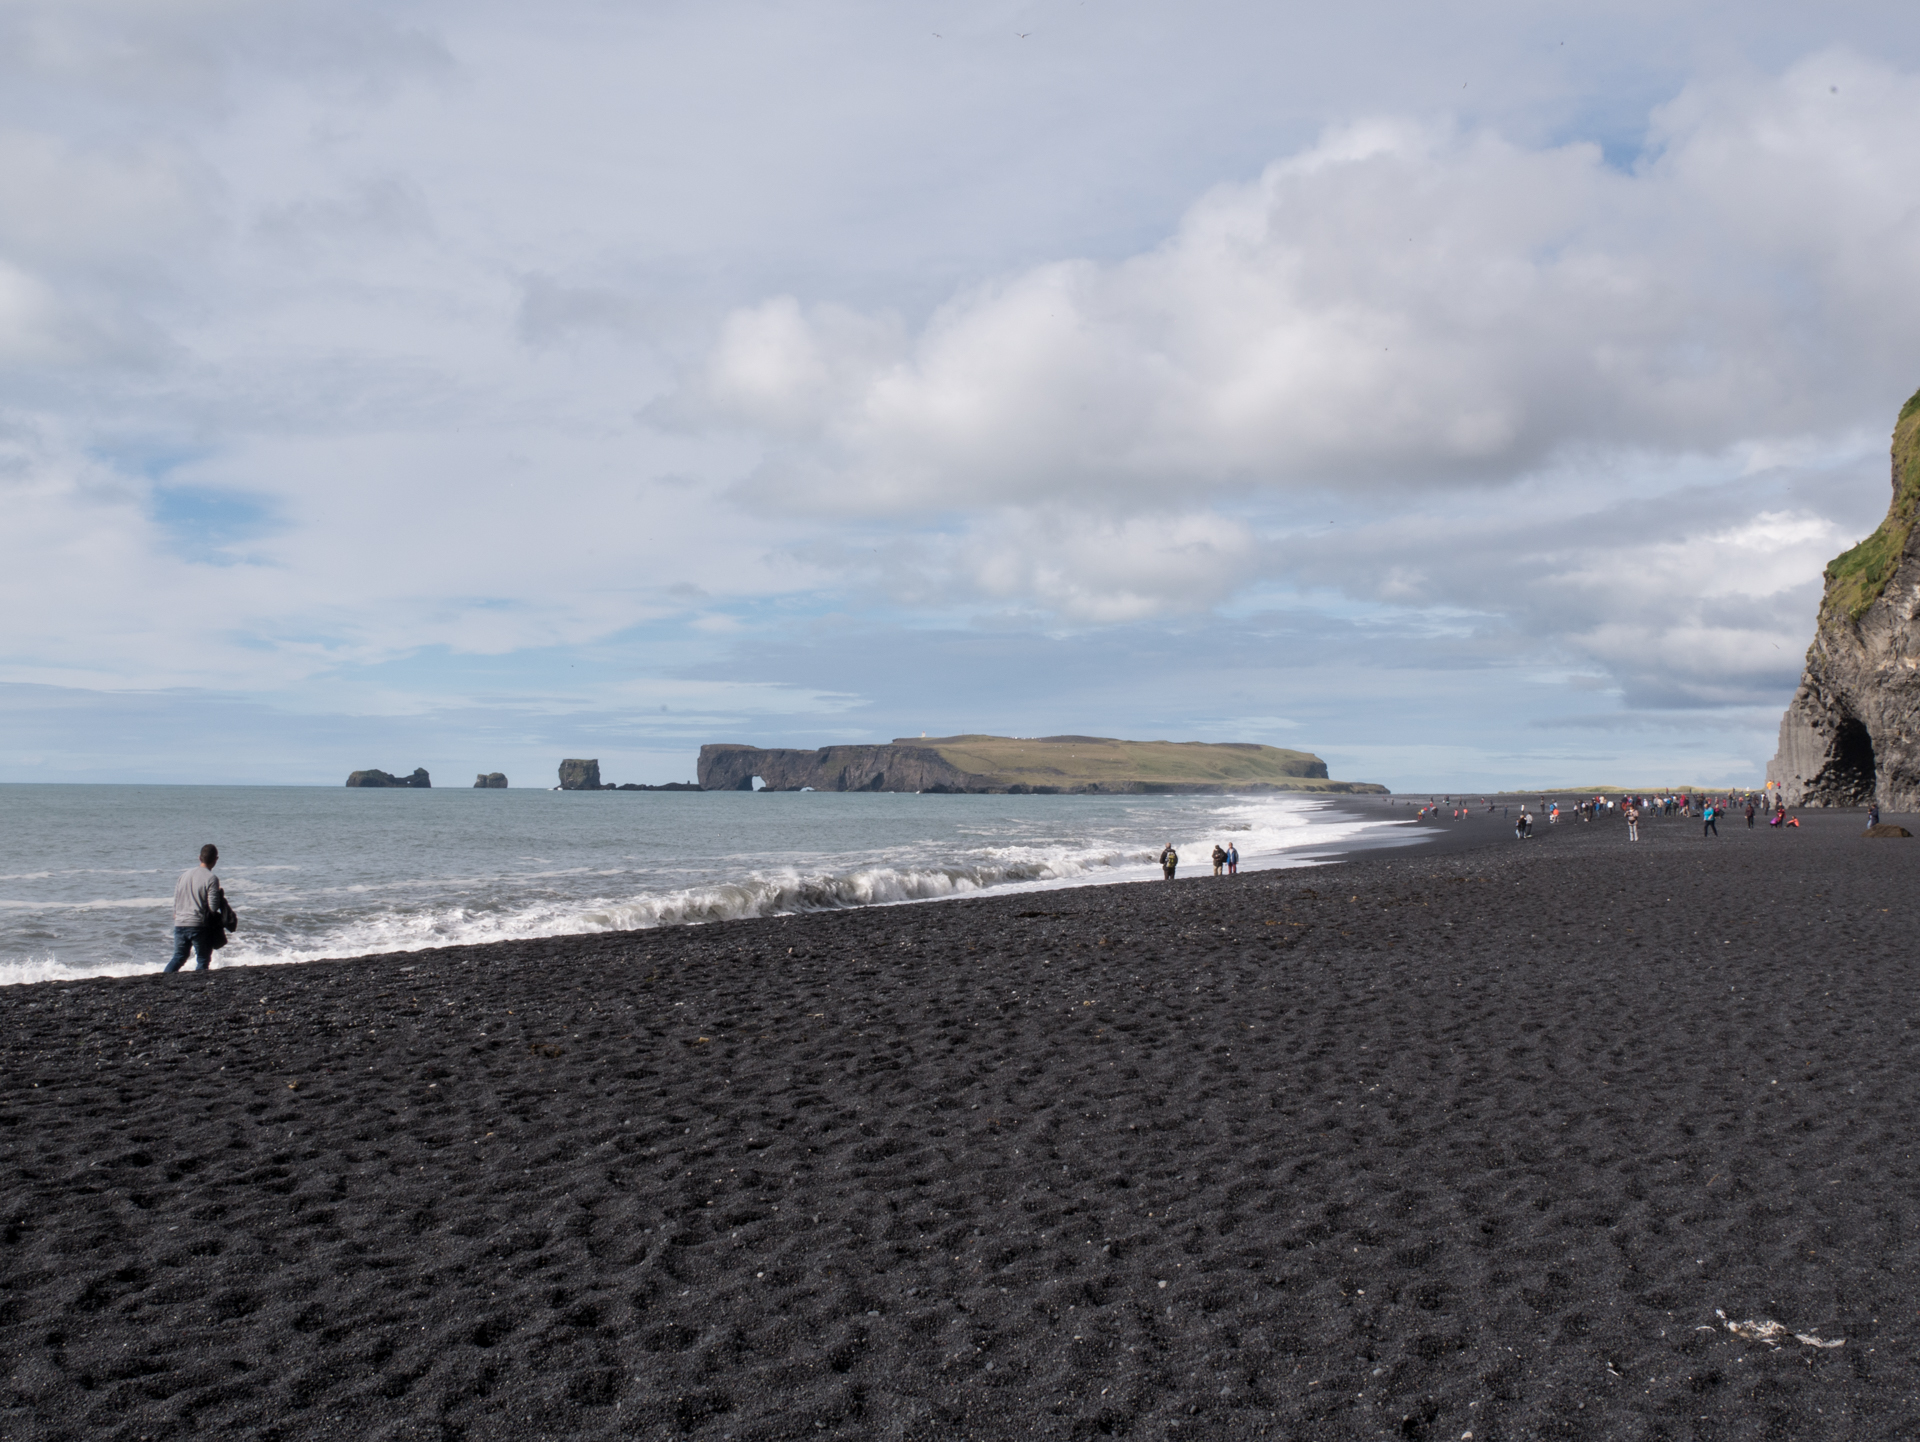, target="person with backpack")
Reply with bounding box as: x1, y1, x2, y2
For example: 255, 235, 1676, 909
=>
164, 843, 237, 972
1210, 843, 1228, 876
1159, 843, 1178, 880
